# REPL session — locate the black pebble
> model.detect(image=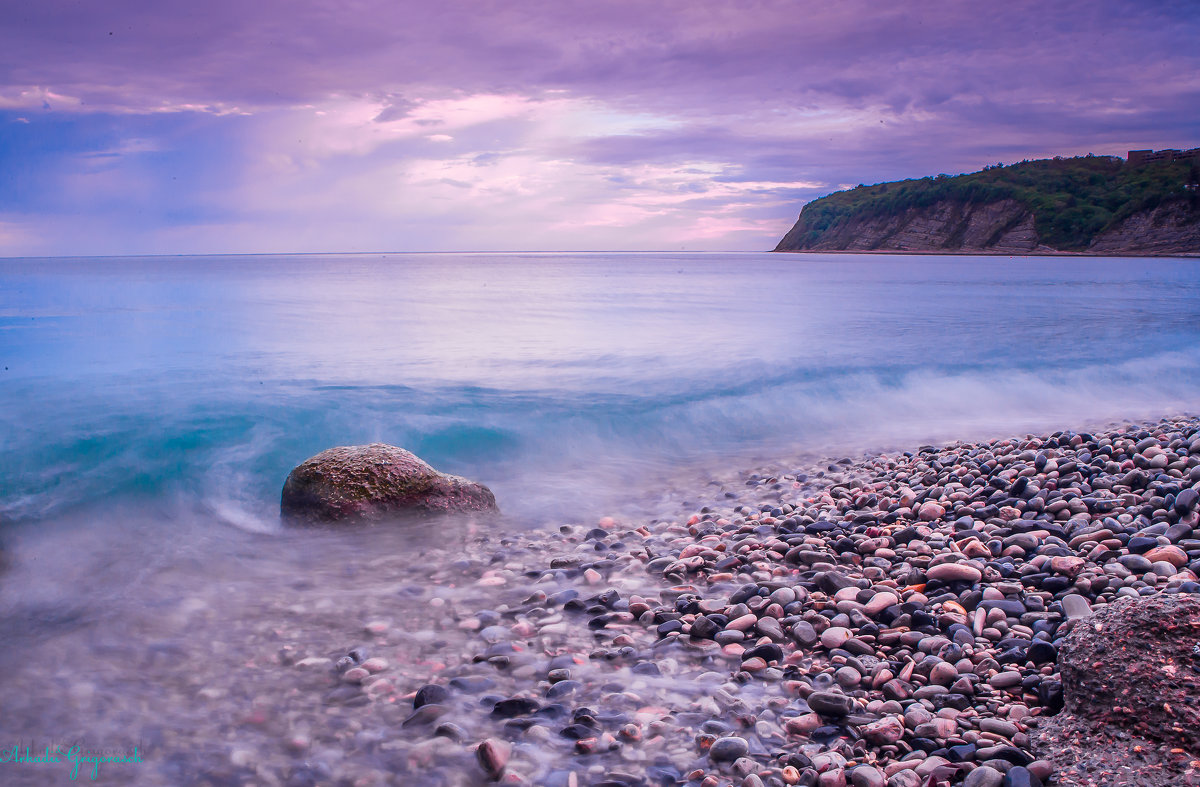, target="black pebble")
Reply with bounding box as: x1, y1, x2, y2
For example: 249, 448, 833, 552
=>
413, 684, 449, 710
492, 697, 540, 717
